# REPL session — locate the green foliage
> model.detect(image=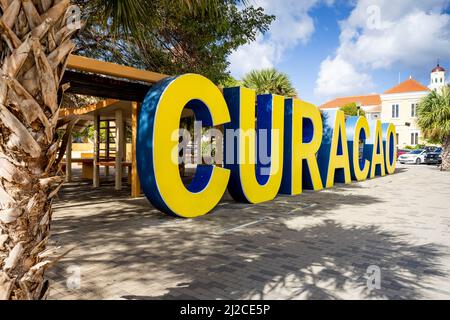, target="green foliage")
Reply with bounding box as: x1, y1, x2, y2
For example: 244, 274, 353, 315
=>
82, 0, 228, 38
84, 0, 149, 38
219, 75, 242, 88
75, 0, 274, 84
417, 87, 450, 143
339, 102, 366, 117
242, 68, 297, 97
